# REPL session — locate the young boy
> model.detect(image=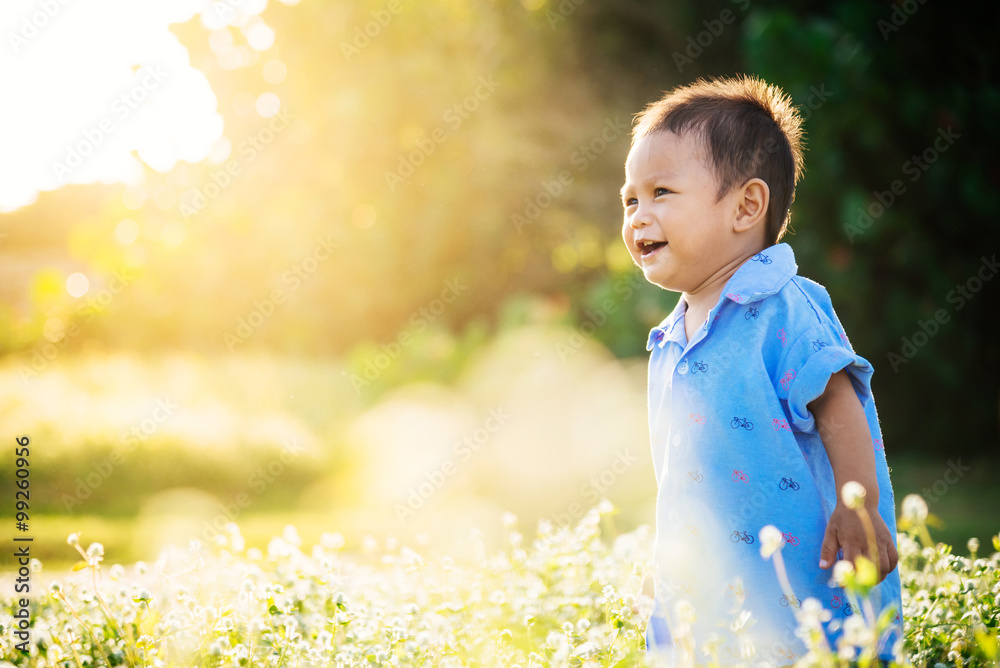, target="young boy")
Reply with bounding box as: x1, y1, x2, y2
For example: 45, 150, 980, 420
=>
622, 76, 903, 662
